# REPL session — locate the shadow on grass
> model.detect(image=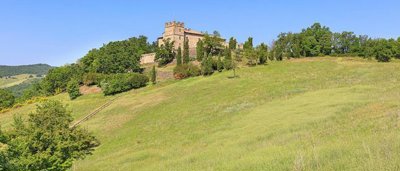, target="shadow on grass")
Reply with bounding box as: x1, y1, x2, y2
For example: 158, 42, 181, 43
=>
227, 75, 240, 79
